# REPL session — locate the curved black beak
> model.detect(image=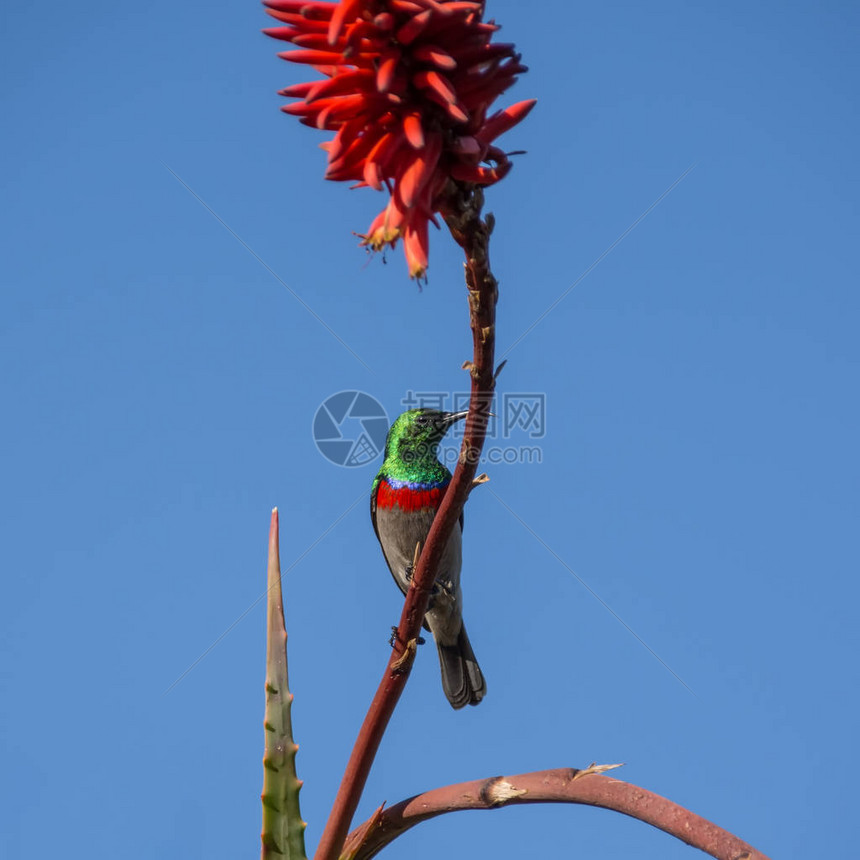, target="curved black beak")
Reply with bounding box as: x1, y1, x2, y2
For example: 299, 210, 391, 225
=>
440, 410, 469, 429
